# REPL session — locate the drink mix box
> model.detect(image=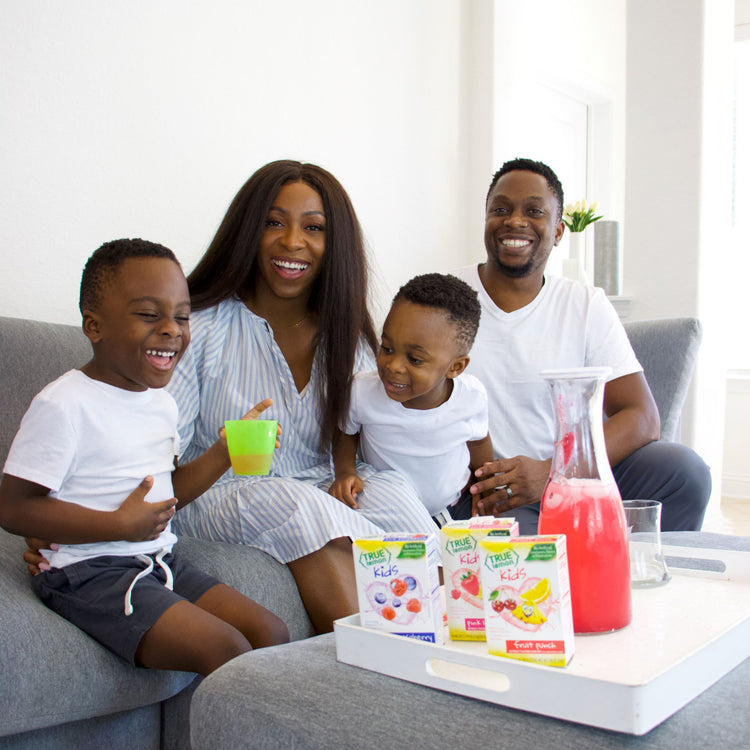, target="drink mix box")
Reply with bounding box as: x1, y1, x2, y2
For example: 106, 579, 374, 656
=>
440, 517, 519, 641
478, 535, 575, 667
353, 533, 443, 644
